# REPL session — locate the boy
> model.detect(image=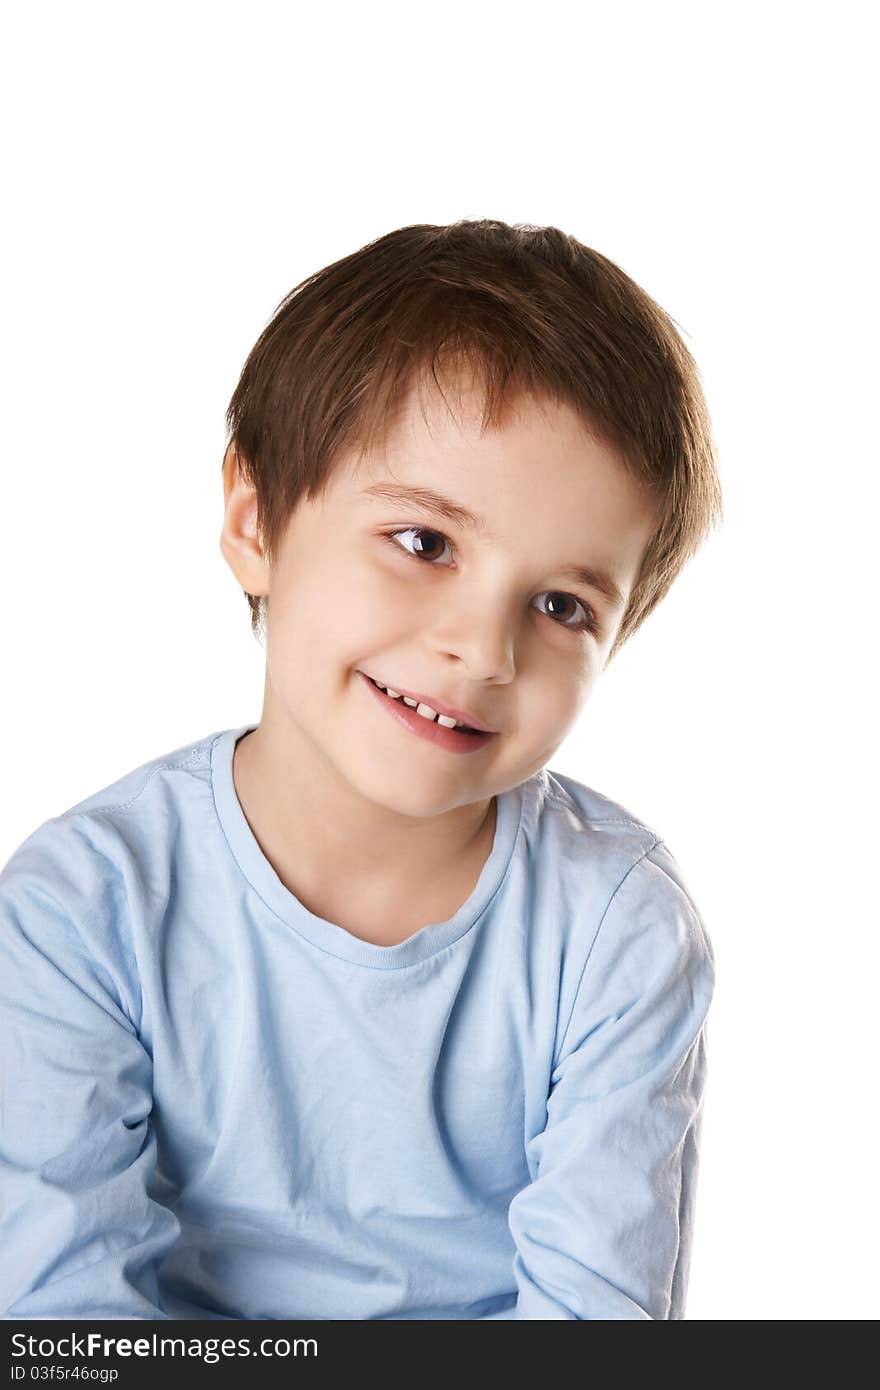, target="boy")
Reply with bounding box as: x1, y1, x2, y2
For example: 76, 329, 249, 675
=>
0, 219, 722, 1320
